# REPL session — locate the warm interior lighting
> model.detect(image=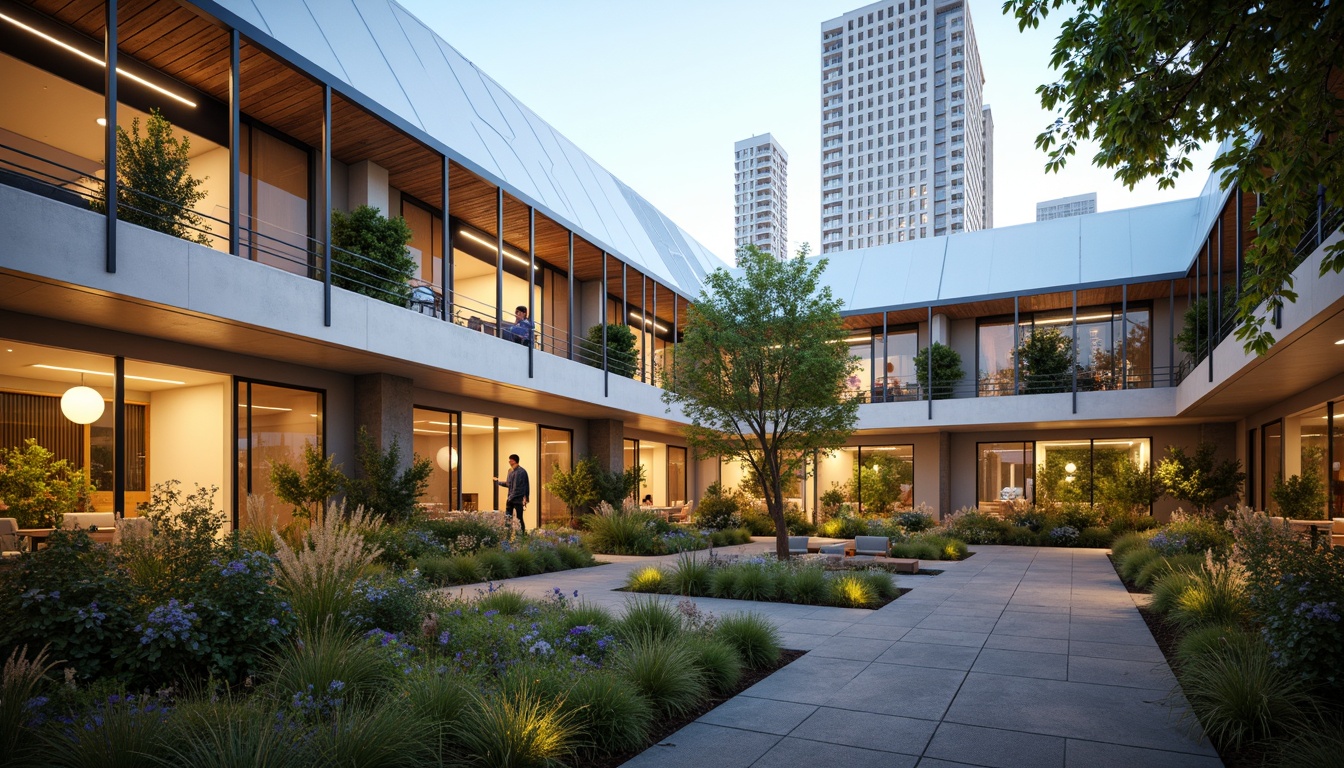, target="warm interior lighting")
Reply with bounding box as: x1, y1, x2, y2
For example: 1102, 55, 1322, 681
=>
60, 384, 104, 424
31, 364, 184, 385
0, 12, 198, 108
628, 311, 669, 332
461, 422, 520, 431
1032, 313, 1115, 326
458, 229, 539, 270
435, 446, 459, 471
96, 117, 107, 126
1064, 462, 1077, 473
236, 404, 292, 412
1335, 339, 1344, 345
